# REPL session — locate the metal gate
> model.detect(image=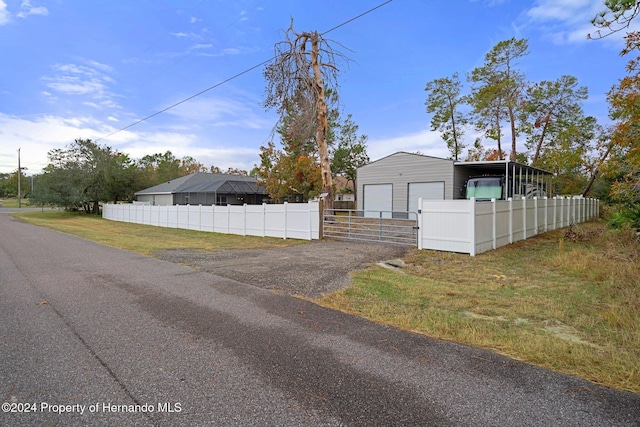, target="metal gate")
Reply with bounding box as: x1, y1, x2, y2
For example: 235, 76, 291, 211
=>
323, 209, 418, 246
